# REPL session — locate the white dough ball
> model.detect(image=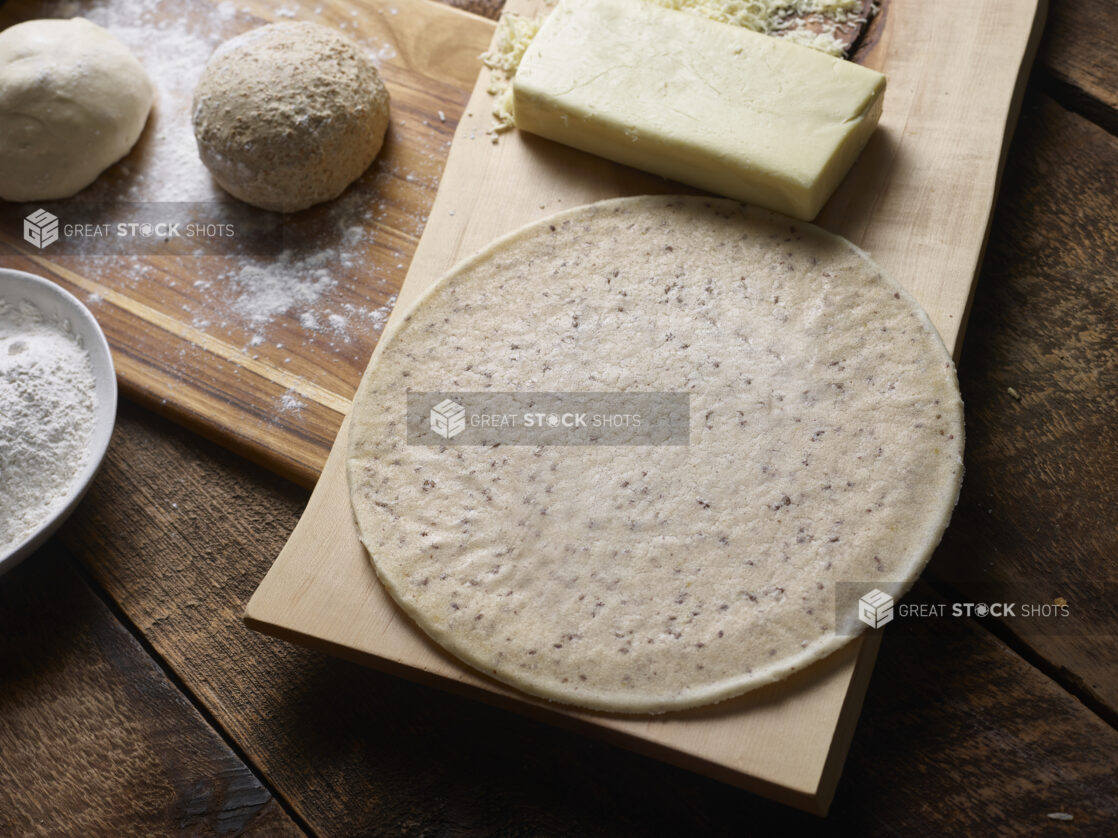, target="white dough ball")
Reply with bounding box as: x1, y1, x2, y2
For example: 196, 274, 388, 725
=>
192, 22, 391, 213
0, 18, 154, 201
